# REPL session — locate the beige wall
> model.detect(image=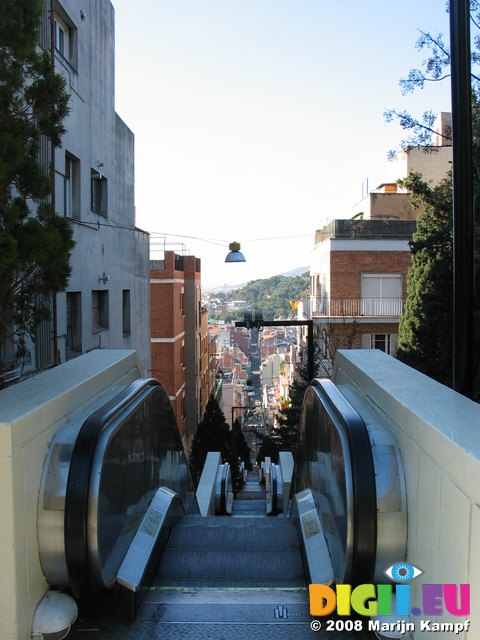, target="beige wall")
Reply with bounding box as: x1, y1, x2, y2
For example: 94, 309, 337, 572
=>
0, 351, 142, 639
385, 145, 452, 186
333, 350, 480, 639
